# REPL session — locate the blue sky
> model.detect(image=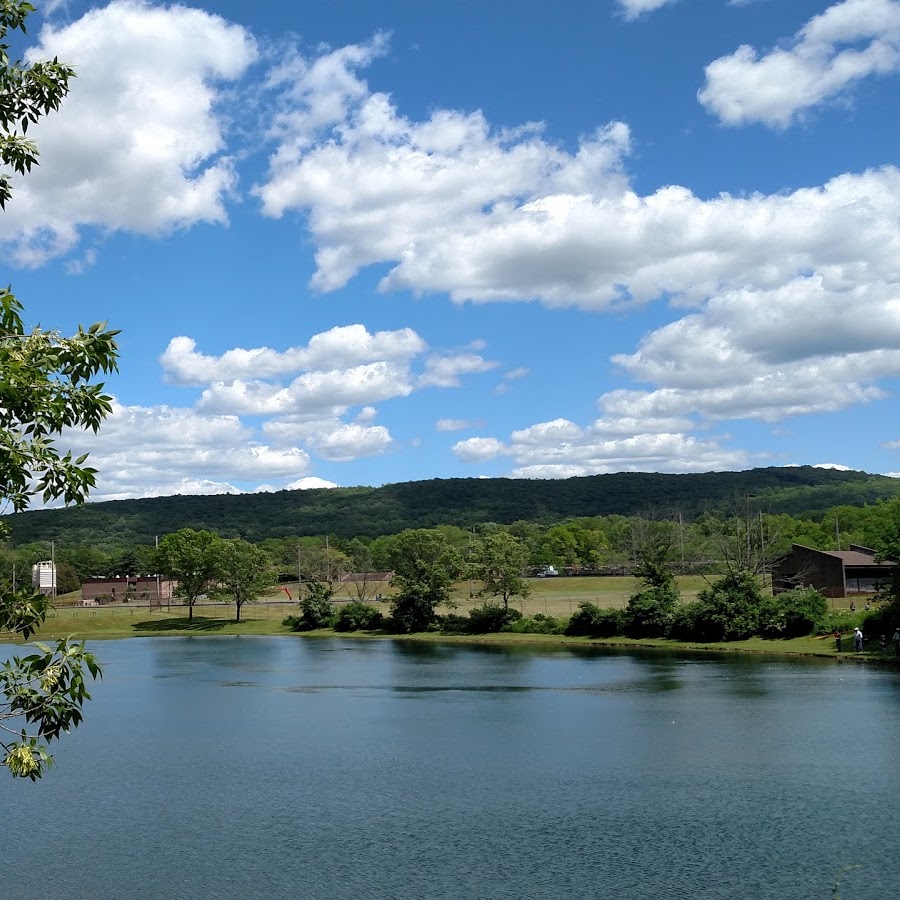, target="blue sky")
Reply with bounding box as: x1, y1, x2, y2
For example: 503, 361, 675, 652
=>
5, 0, 900, 500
